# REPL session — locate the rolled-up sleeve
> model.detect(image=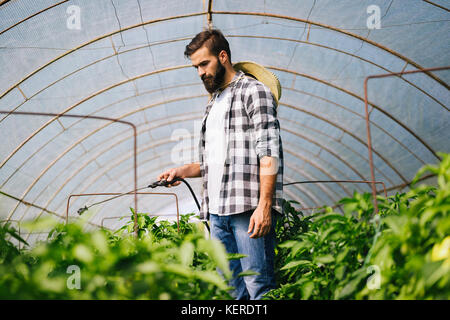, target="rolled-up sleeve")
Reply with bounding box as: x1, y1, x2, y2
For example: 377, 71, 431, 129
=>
246, 83, 281, 161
